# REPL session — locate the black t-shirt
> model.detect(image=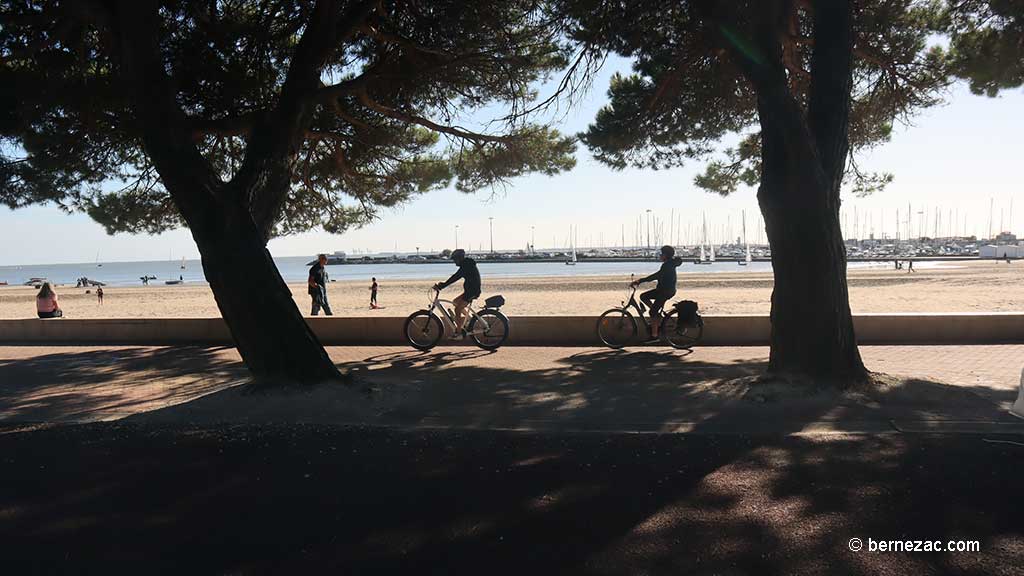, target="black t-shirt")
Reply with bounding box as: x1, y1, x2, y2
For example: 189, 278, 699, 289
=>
309, 263, 327, 288
442, 257, 481, 298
